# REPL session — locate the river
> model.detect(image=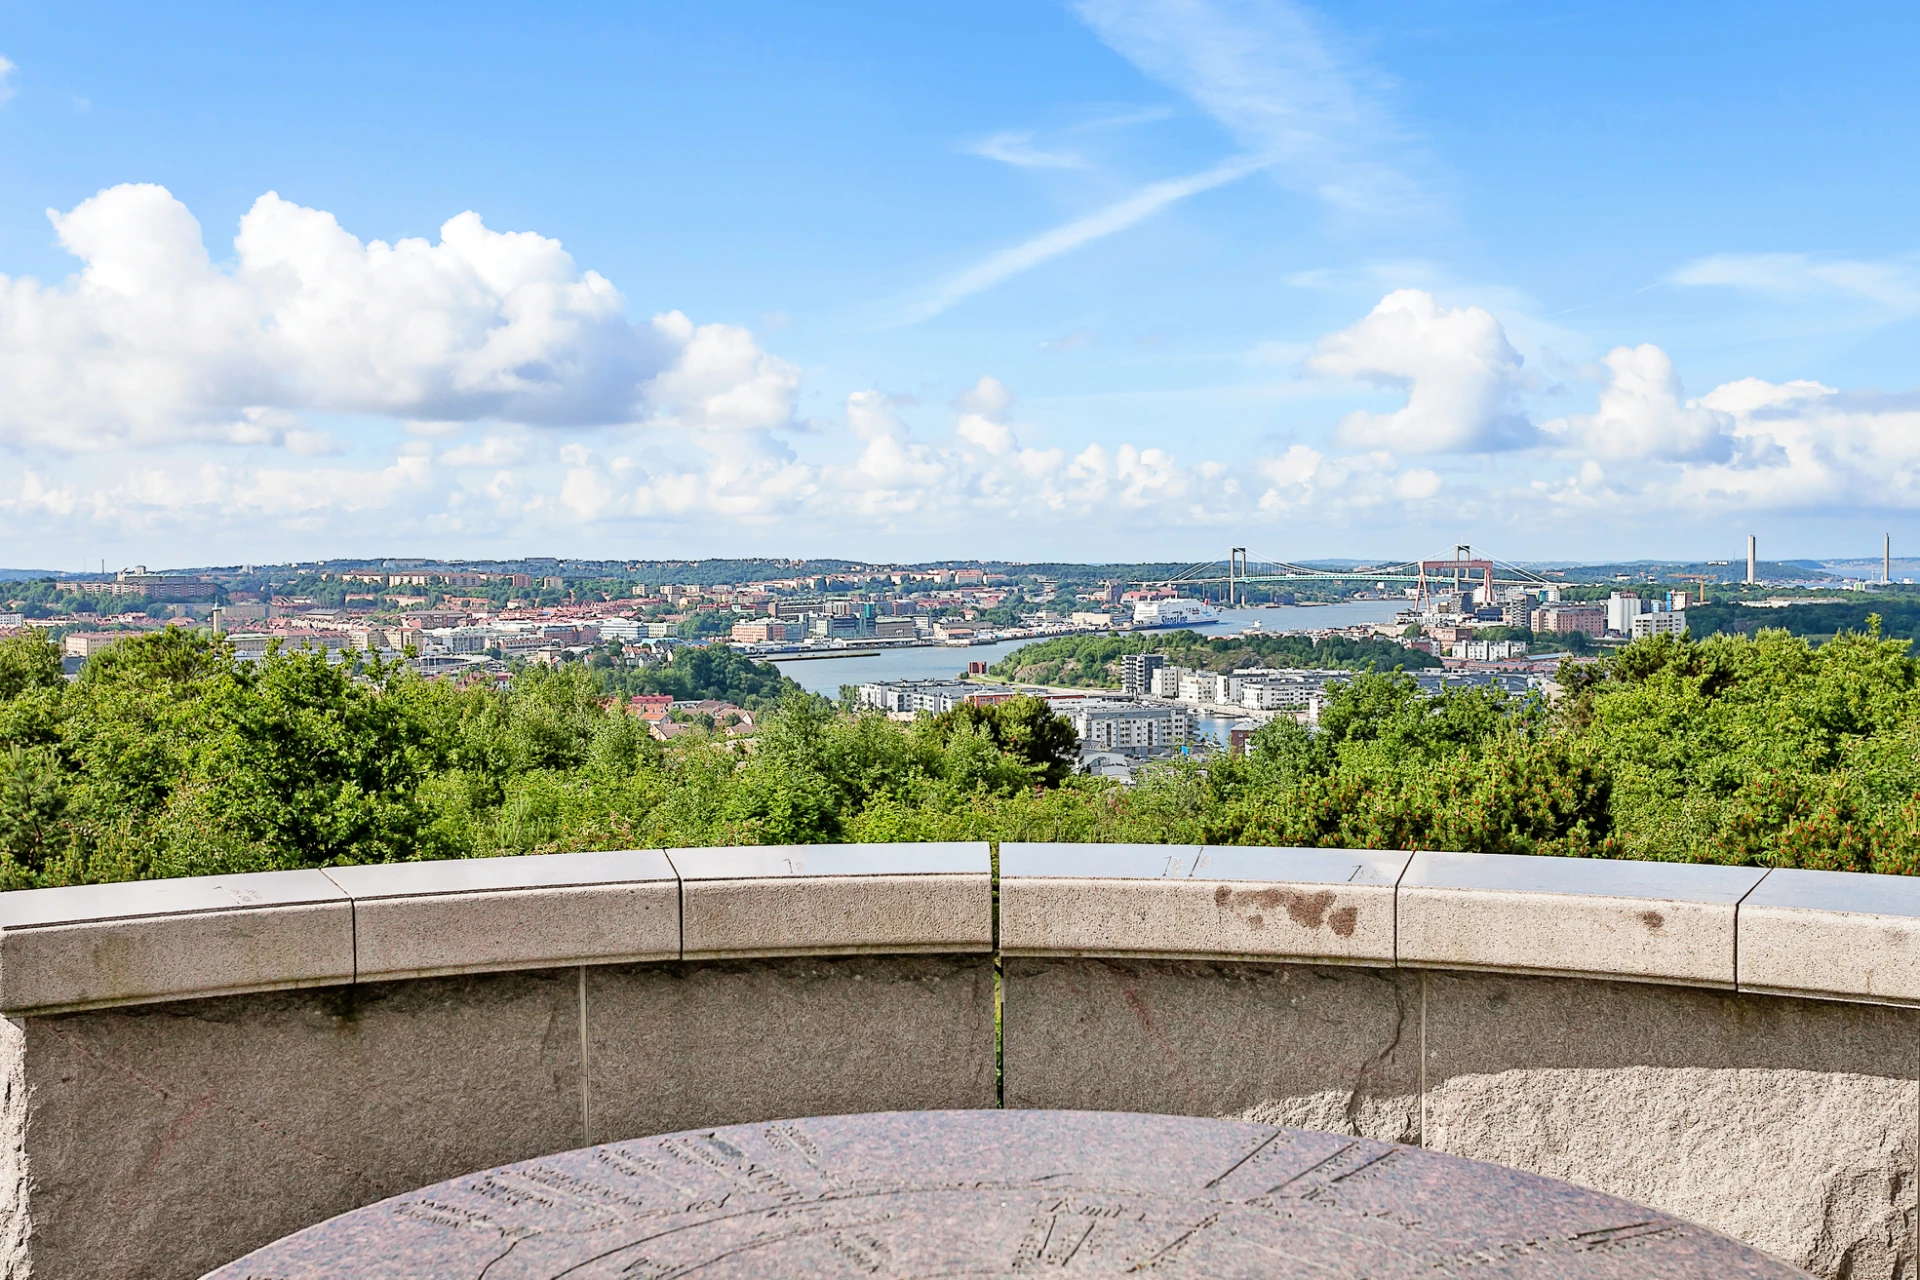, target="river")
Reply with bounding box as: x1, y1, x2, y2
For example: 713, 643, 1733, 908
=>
770, 599, 1407, 696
